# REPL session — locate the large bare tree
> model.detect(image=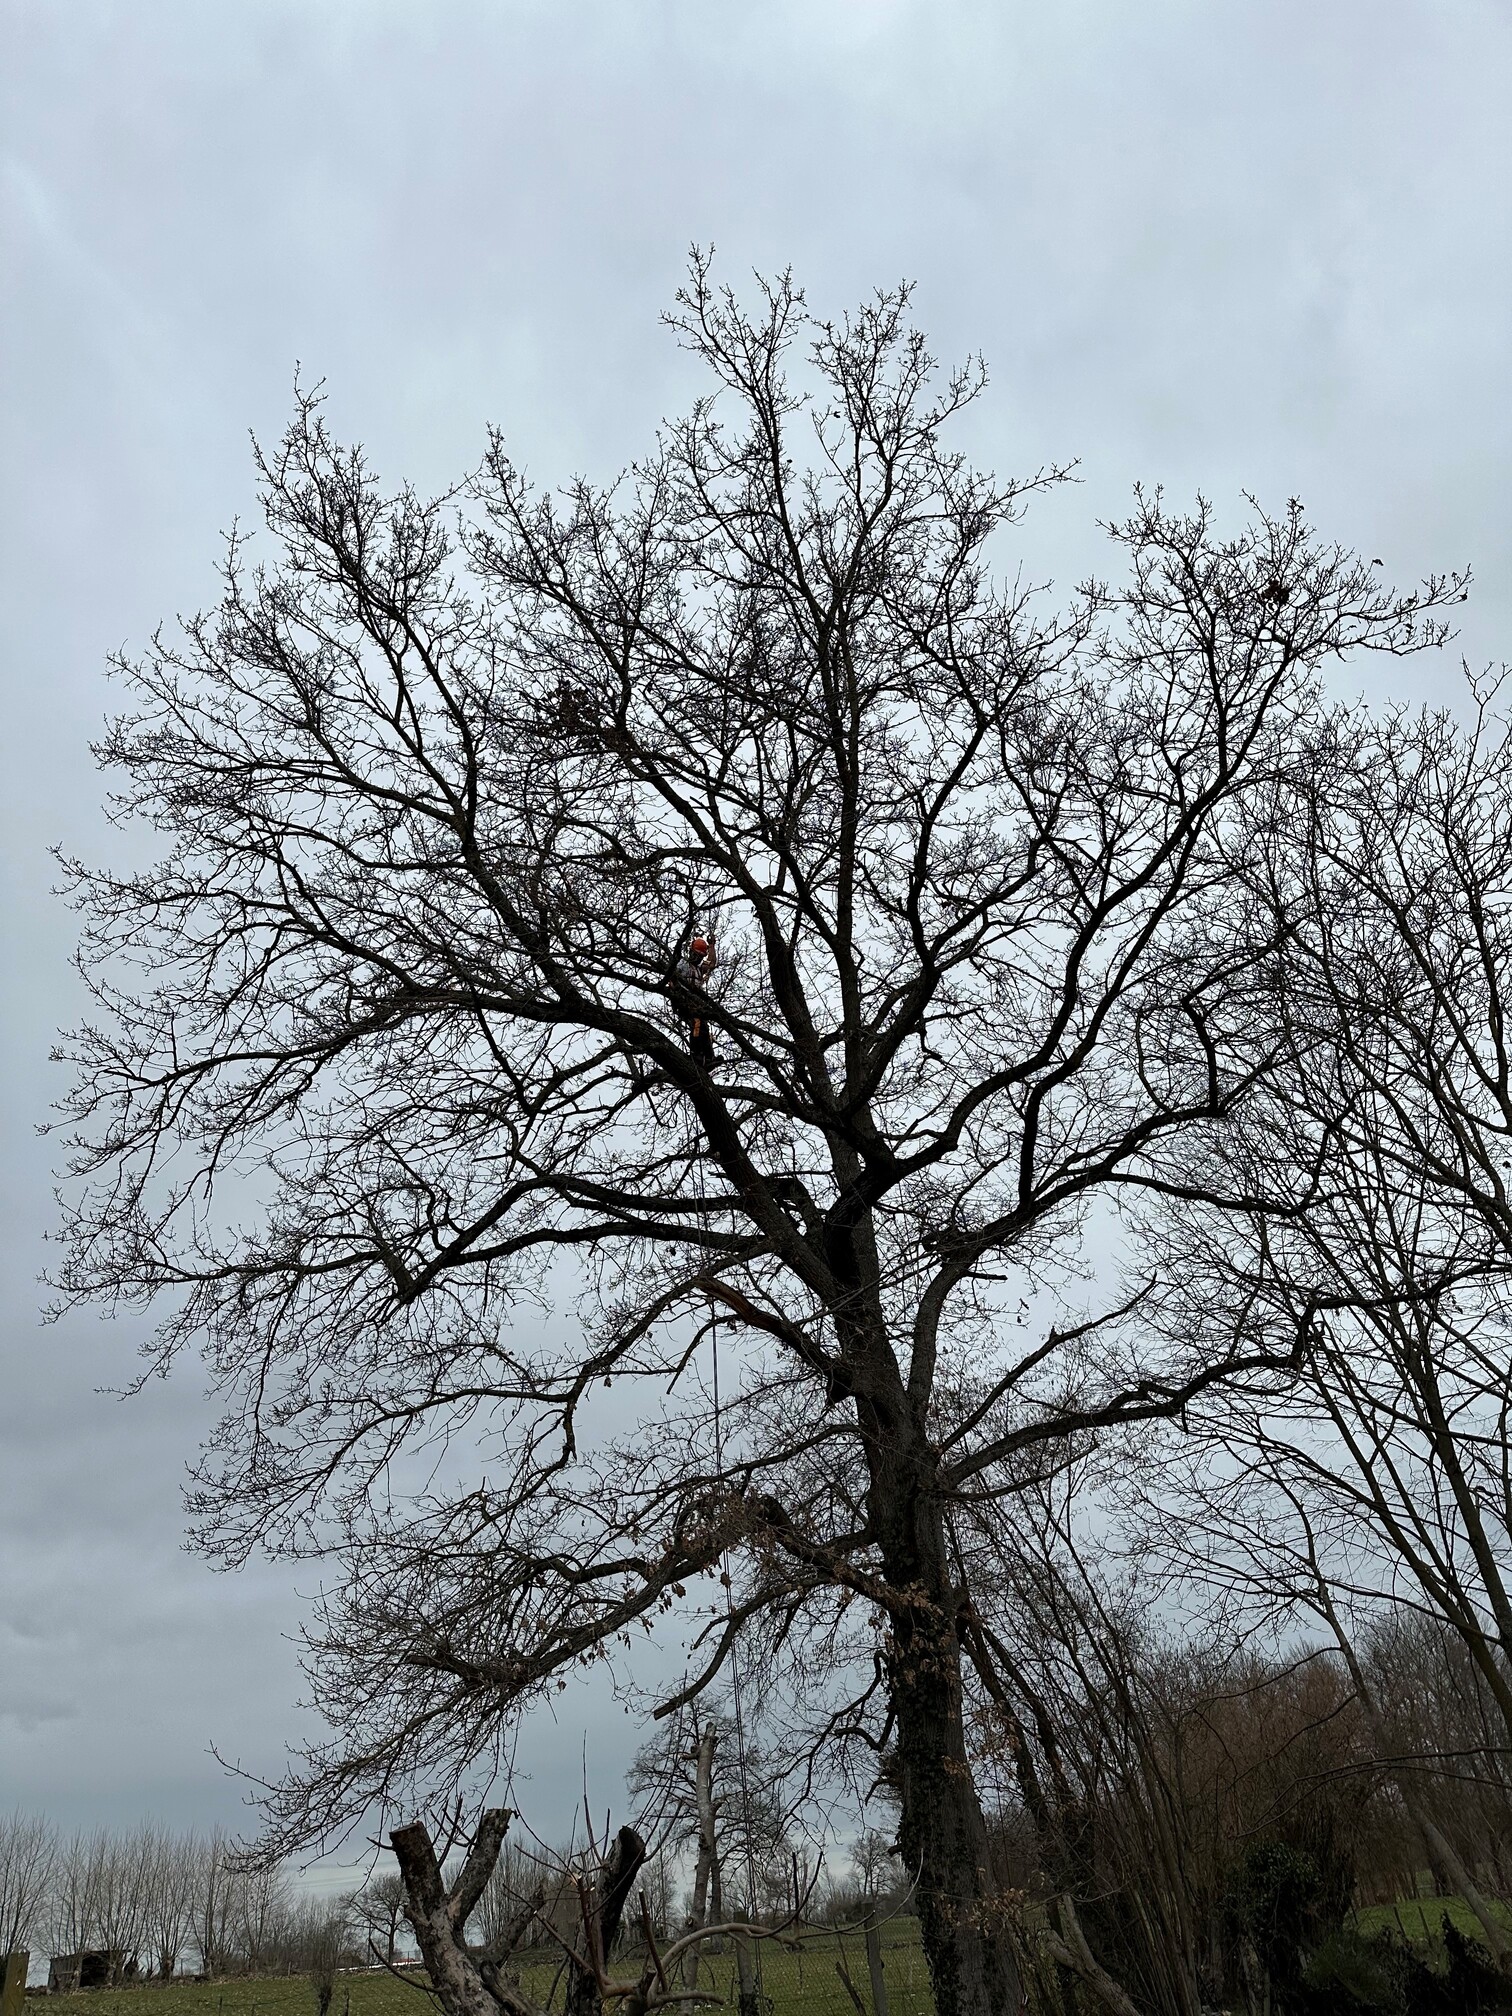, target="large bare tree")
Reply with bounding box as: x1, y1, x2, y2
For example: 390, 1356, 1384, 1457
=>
54, 259, 1456, 2016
